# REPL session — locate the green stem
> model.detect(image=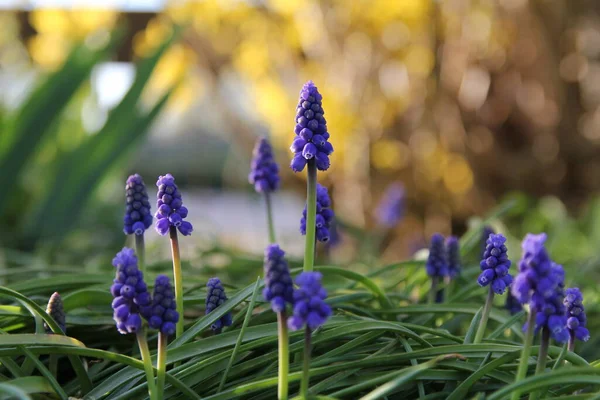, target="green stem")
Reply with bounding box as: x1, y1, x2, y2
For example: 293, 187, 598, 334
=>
530, 328, 550, 400
568, 331, 575, 353
512, 308, 537, 400
303, 161, 317, 272
277, 312, 289, 400
474, 286, 495, 344
135, 234, 146, 276
136, 330, 157, 400
169, 227, 184, 339
428, 277, 438, 304
265, 192, 277, 244
300, 326, 312, 399
156, 333, 168, 399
